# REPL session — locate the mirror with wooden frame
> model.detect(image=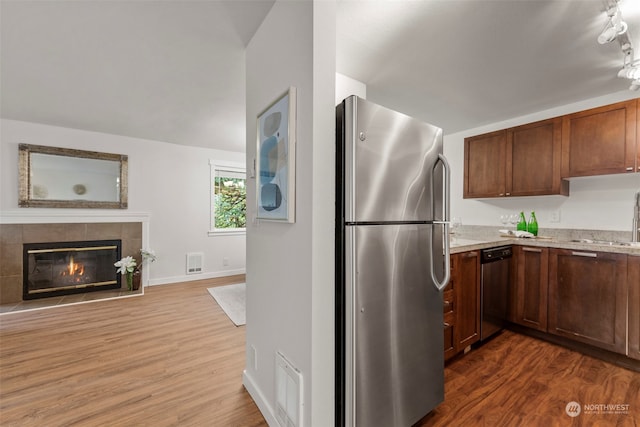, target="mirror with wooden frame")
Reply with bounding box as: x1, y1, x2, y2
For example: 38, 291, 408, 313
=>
19, 144, 128, 209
